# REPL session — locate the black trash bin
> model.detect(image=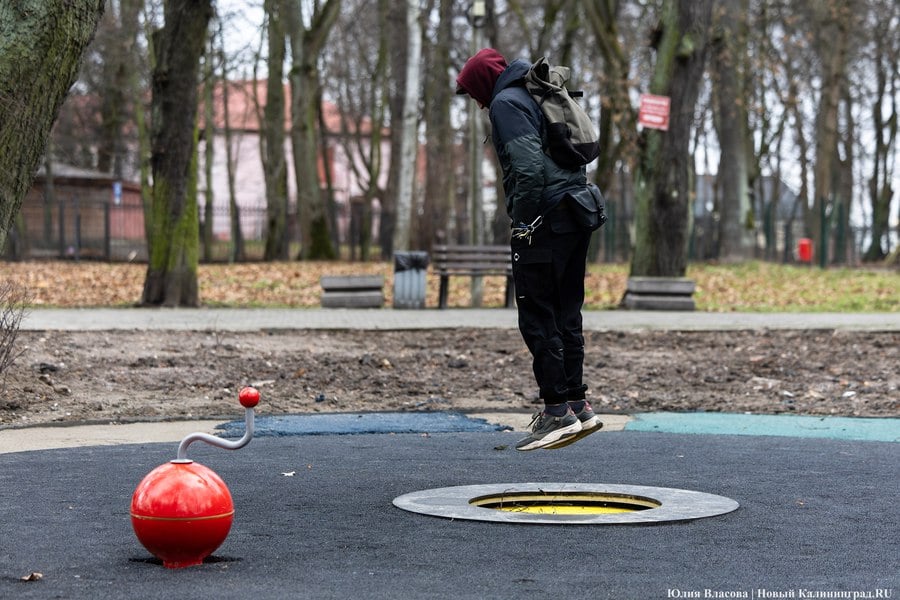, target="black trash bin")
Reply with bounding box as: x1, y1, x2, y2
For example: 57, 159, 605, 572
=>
393, 251, 429, 309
